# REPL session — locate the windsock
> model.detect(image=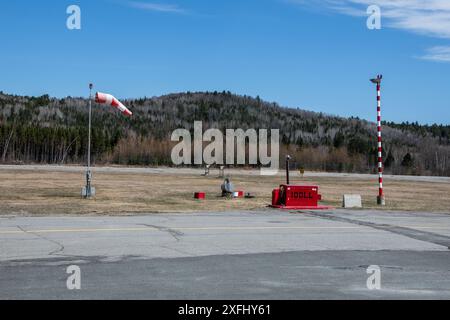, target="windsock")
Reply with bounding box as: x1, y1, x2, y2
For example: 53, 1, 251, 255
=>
95, 92, 132, 117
